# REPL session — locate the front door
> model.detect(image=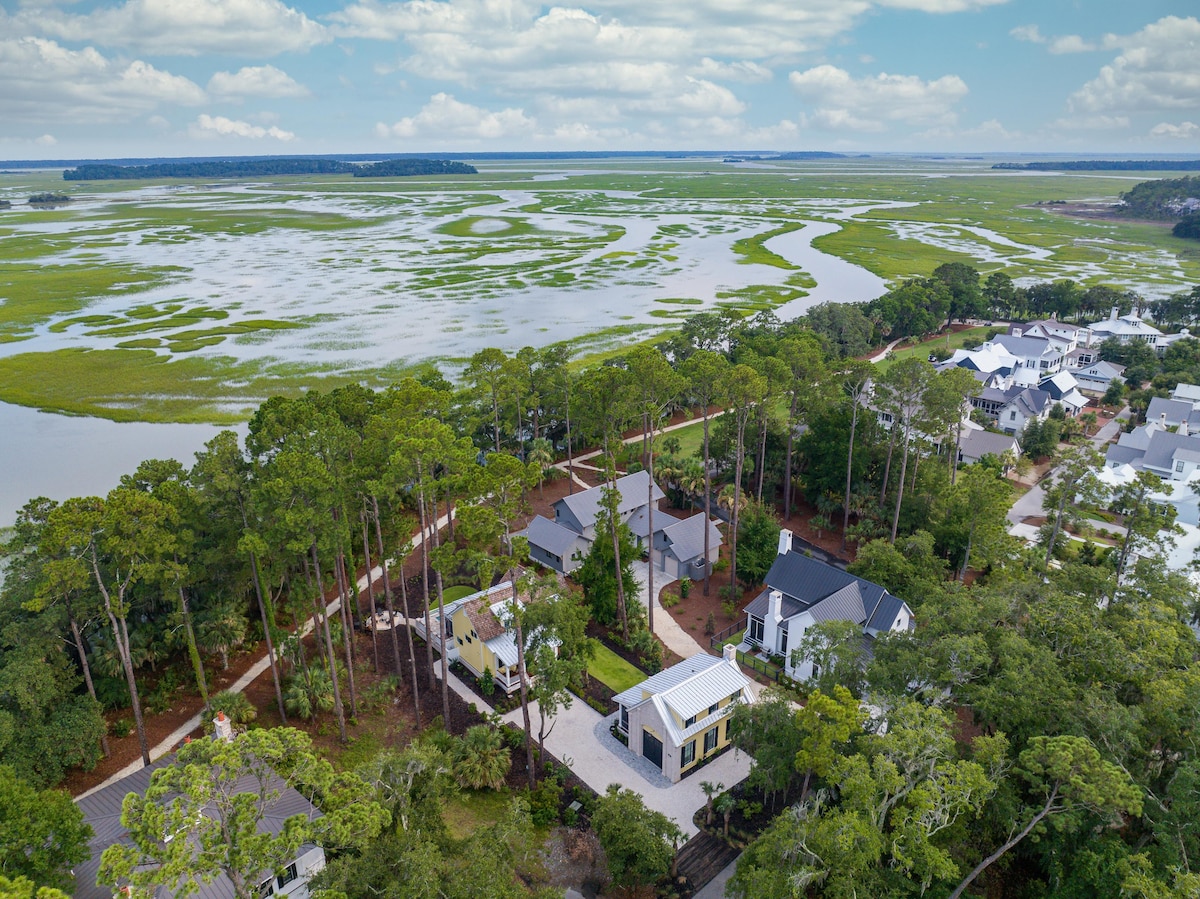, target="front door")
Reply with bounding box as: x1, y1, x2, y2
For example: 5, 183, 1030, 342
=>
642, 730, 663, 769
